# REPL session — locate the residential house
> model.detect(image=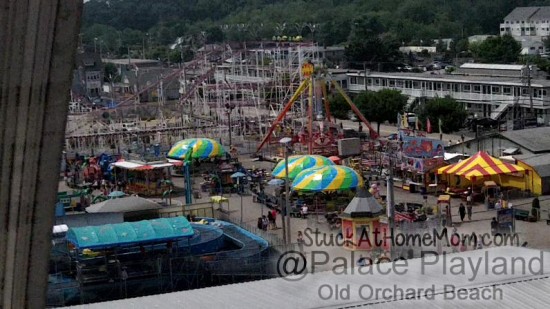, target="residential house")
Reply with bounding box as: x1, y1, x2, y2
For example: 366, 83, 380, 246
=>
500, 7, 550, 55
74, 51, 103, 98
